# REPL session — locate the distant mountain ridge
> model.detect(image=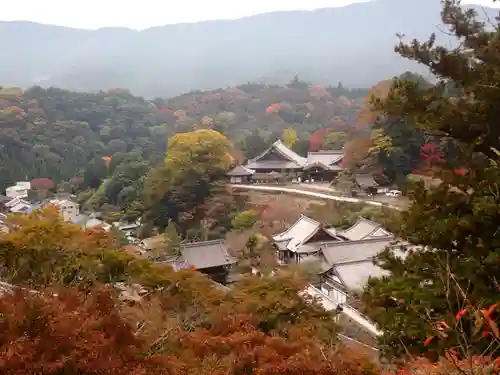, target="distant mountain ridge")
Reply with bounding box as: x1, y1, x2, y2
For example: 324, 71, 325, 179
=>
0, 0, 497, 97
